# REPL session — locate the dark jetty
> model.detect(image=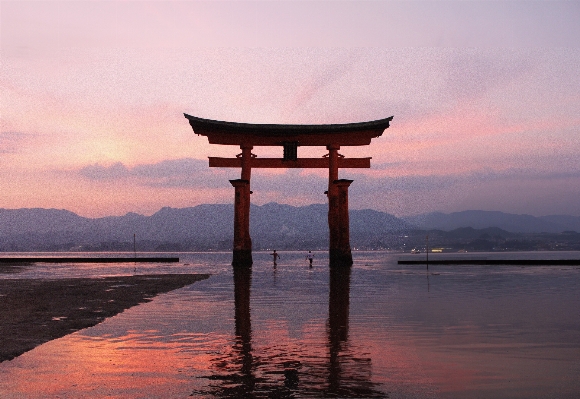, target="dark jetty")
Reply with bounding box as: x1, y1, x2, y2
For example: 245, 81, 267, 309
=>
0, 257, 179, 264
398, 259, 580, 265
